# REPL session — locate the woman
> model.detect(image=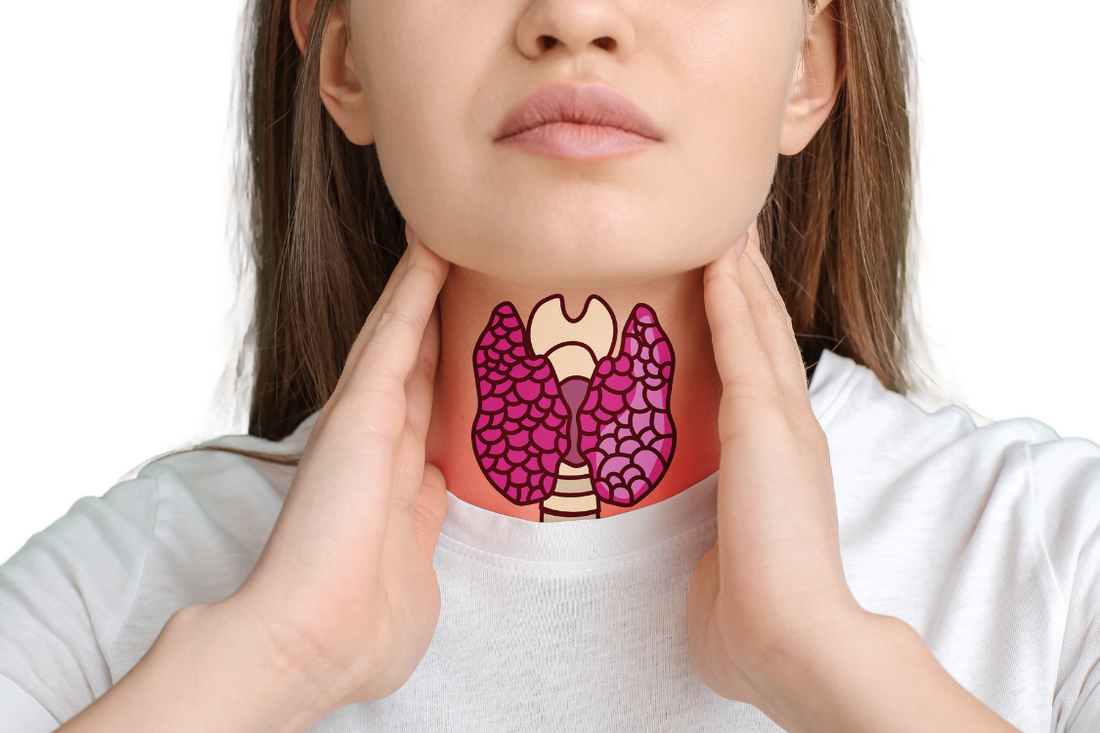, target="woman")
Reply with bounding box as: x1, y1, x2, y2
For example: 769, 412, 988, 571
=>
2, 0, 1094, 730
